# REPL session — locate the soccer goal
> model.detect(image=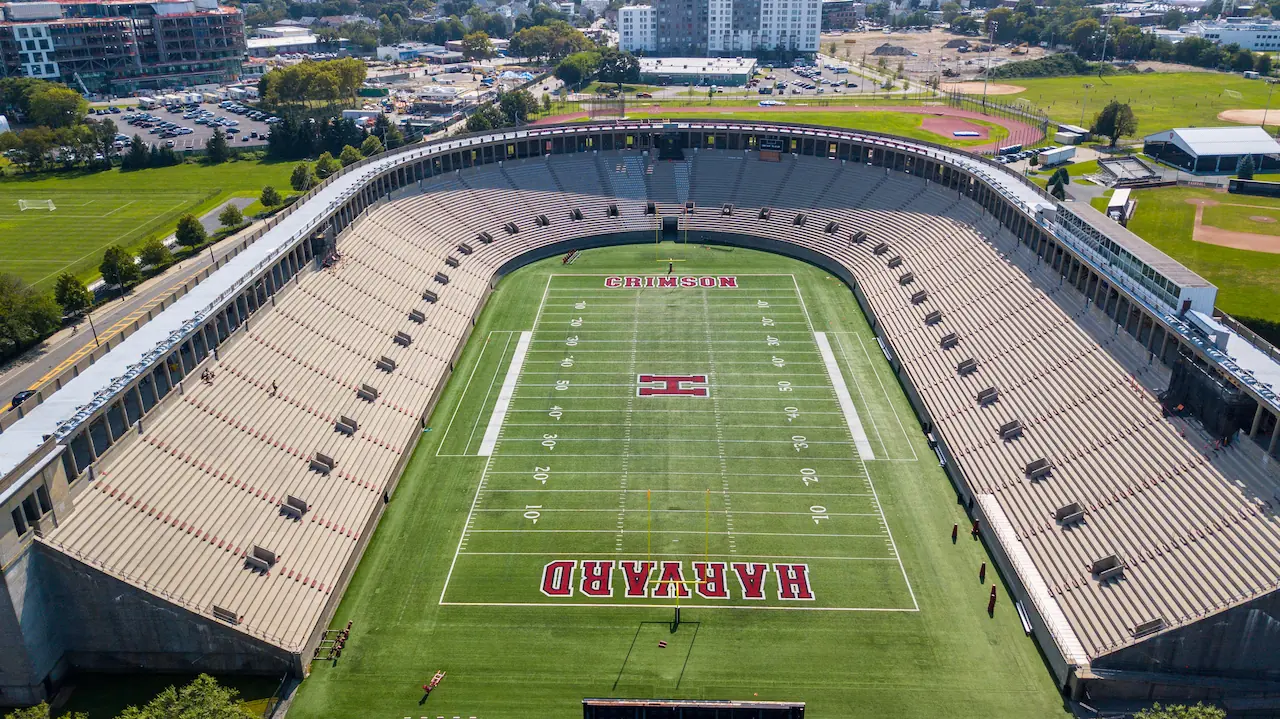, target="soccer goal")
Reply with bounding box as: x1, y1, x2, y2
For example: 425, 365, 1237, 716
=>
1223, 89, 1244, 100
17, 199, 56, 211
